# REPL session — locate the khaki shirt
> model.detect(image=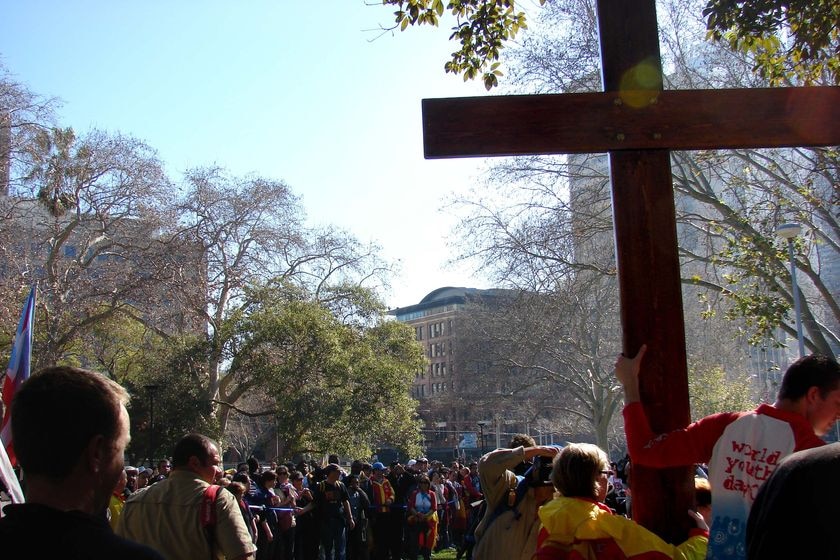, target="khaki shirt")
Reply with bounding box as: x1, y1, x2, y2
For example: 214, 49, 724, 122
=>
117, 470, 256, 560
473, 447, 543, 560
